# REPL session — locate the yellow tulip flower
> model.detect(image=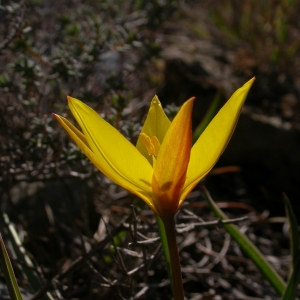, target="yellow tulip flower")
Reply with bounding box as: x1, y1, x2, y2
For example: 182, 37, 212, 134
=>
53, 78, 254, 218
